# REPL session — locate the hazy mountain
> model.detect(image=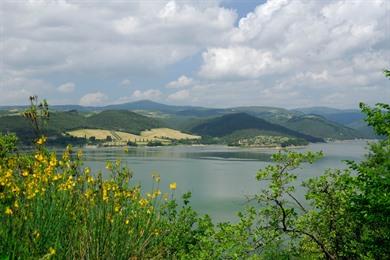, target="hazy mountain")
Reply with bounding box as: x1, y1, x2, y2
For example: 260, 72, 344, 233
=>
293, 107, 375, 138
